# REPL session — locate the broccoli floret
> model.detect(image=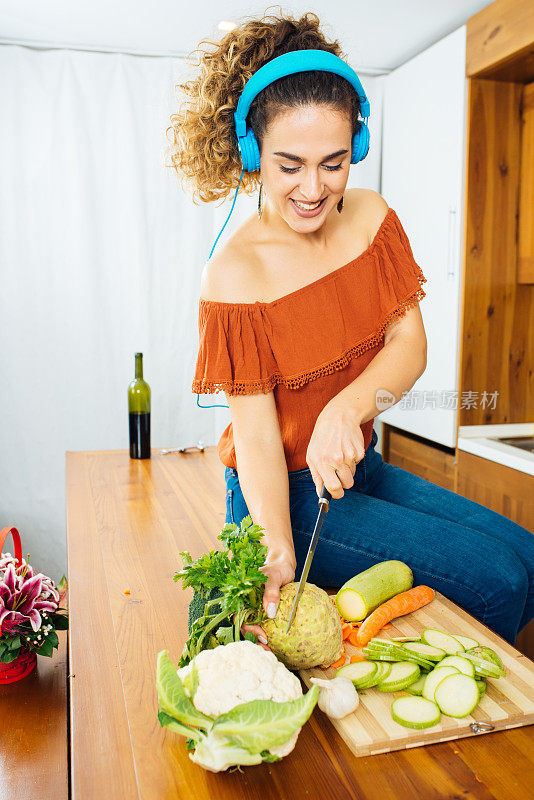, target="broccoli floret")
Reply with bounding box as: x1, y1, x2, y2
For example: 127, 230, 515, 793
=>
188, 588, 224, 634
